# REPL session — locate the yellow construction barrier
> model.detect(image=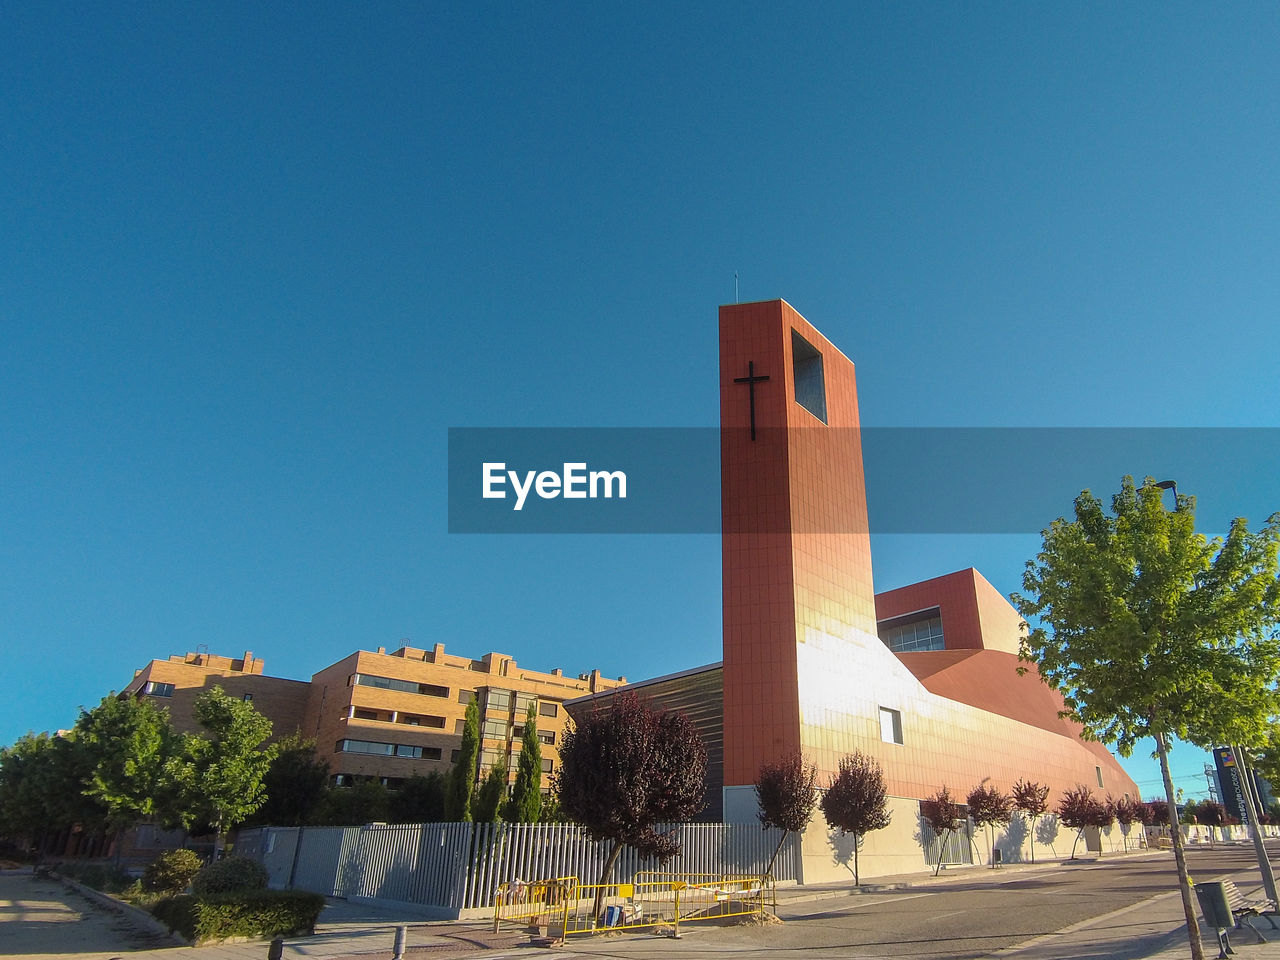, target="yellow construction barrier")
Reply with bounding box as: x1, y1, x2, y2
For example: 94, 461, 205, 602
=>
494, 872, 775, 940
492, 876, 578, 934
